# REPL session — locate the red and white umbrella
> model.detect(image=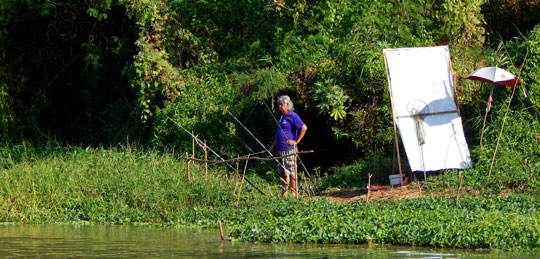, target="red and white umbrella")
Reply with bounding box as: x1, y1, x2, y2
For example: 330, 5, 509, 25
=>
465, 66, 520, 87
465, 66, 526, 147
